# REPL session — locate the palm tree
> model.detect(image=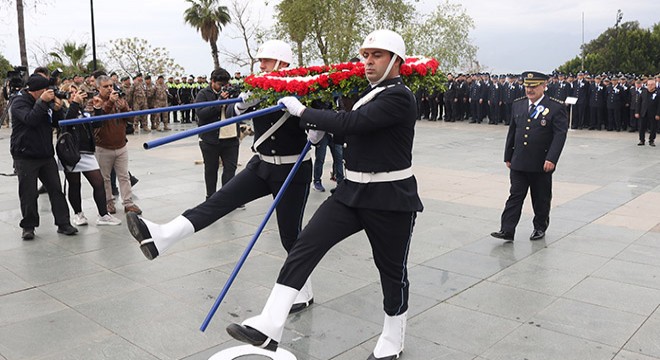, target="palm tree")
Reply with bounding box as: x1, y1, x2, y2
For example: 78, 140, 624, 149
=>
49, 41, 89, 74
183, 0, 231, 70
